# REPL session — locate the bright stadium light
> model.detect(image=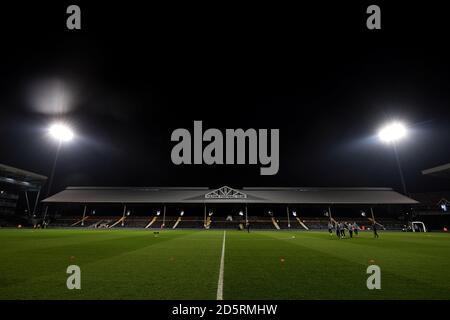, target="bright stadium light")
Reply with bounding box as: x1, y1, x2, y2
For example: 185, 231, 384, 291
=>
377, 121, 408, 195
238, 211, 244, 216
180, 210, 184, 216
156, 210, 161, 216
49, 123, 74, 142
378, 122, 407, 143
209, 211, 213, 216
292, 211, 297, 217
